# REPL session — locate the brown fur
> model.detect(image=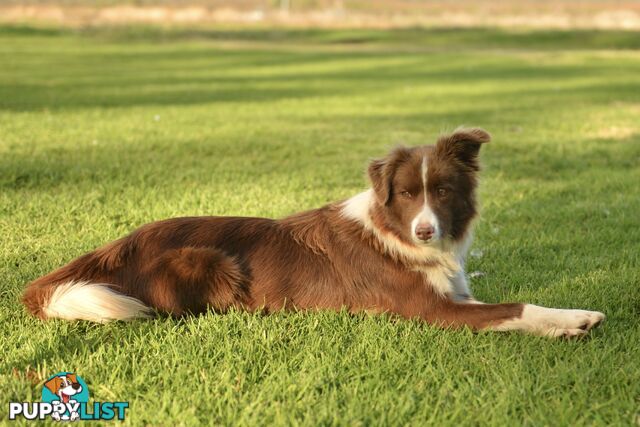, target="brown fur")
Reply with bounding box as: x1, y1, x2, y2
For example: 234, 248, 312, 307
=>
23, 128, 526, 330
